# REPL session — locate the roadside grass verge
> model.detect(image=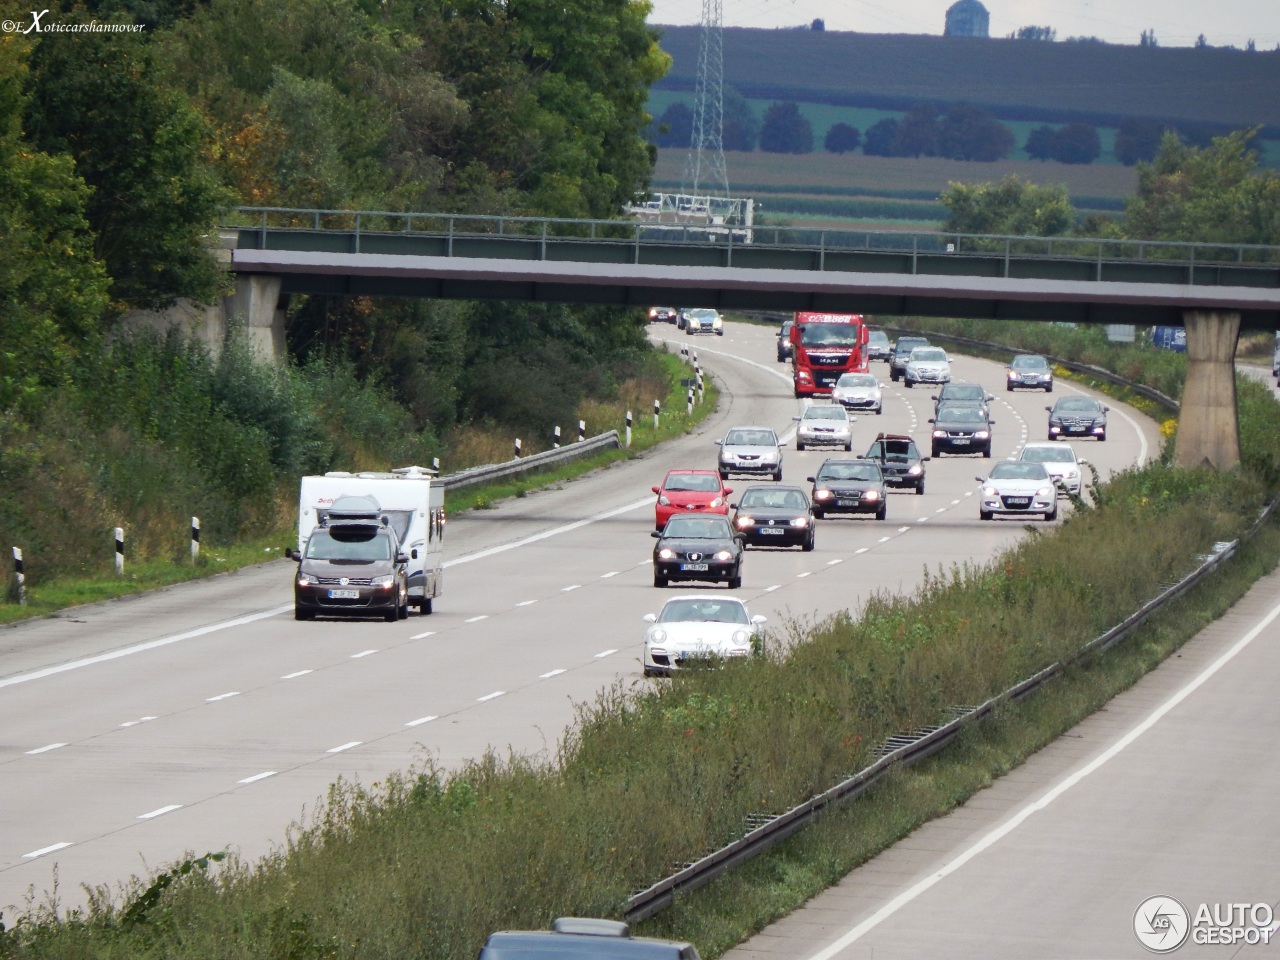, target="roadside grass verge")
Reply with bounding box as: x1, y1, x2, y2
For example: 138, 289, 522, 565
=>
641, 520, 1280, 955
0, 349, 715, 626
